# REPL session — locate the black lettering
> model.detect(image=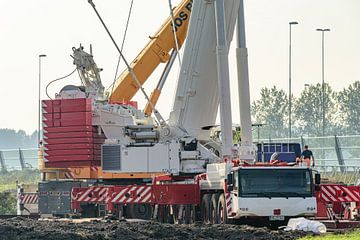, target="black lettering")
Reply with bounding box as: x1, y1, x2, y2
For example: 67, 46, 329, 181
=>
171, 23, 178, 32
179, 11, 188, 21
186, 2, 193, 12
174, 17, 183, 27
